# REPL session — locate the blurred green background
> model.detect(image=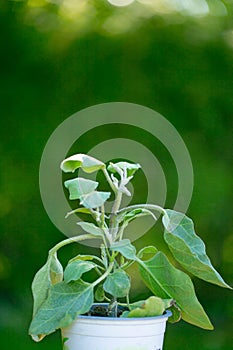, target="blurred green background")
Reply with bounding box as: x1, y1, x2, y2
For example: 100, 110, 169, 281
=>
0, 0, 232, 349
